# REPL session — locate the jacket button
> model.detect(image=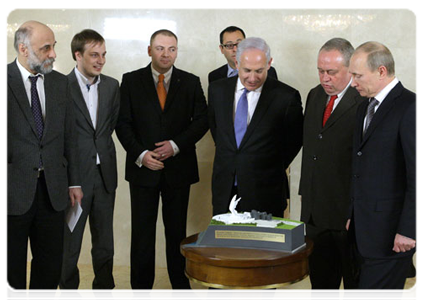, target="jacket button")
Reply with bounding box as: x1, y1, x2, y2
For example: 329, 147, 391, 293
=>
313, 155, 317, 161
318, 134, 323, 139
357, 151, 362, 156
